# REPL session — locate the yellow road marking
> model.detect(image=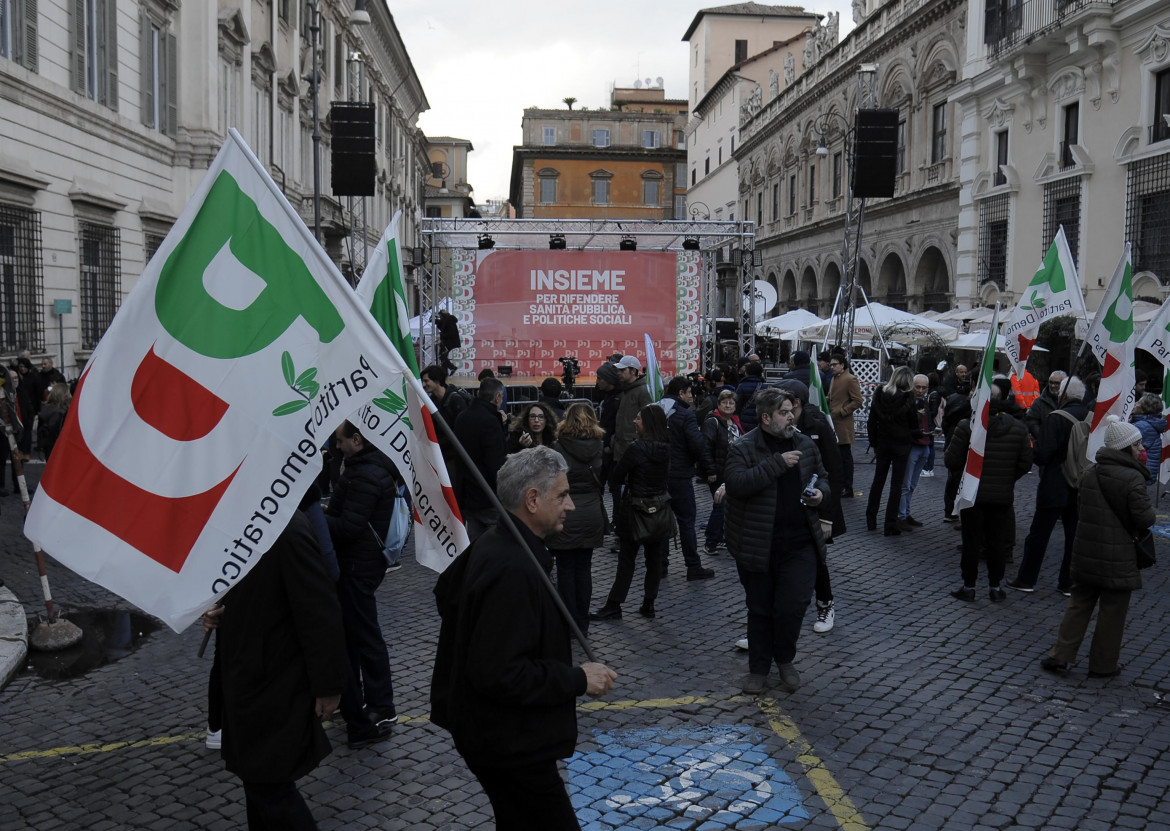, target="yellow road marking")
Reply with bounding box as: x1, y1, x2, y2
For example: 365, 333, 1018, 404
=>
758, 697, 871, 831
1, 690, 872, 831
